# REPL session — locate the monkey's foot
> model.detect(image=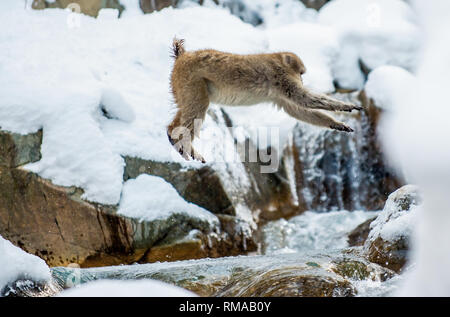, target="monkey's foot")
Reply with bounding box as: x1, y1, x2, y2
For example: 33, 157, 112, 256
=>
330, 122, 354, 133
167, 132, 206, 163
168, 132, 190, 161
